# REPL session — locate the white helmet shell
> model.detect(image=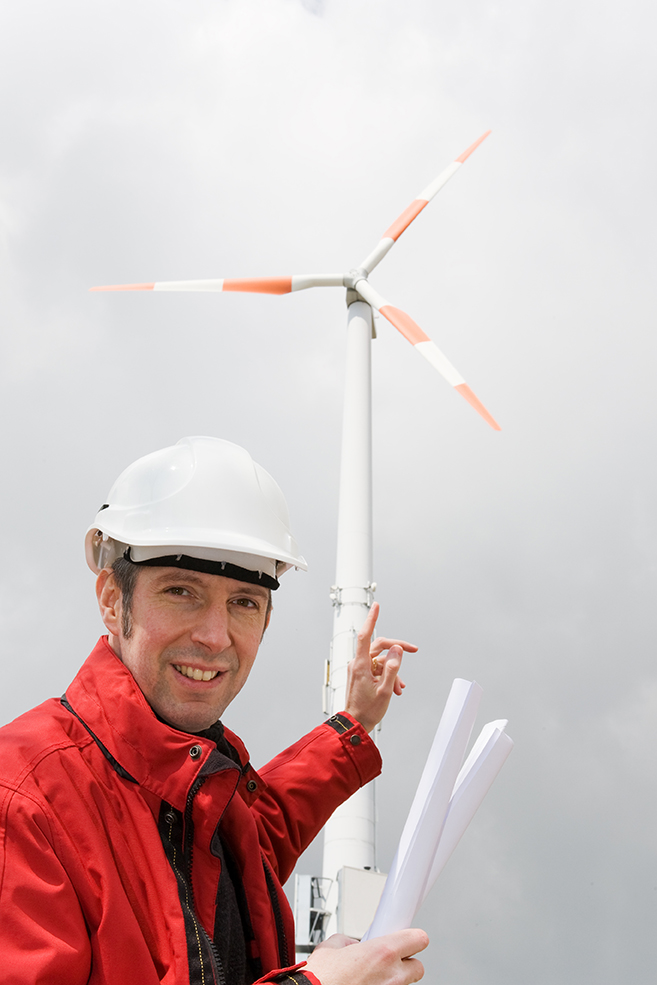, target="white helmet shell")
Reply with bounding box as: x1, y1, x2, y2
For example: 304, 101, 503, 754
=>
85, 436, 307, 582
